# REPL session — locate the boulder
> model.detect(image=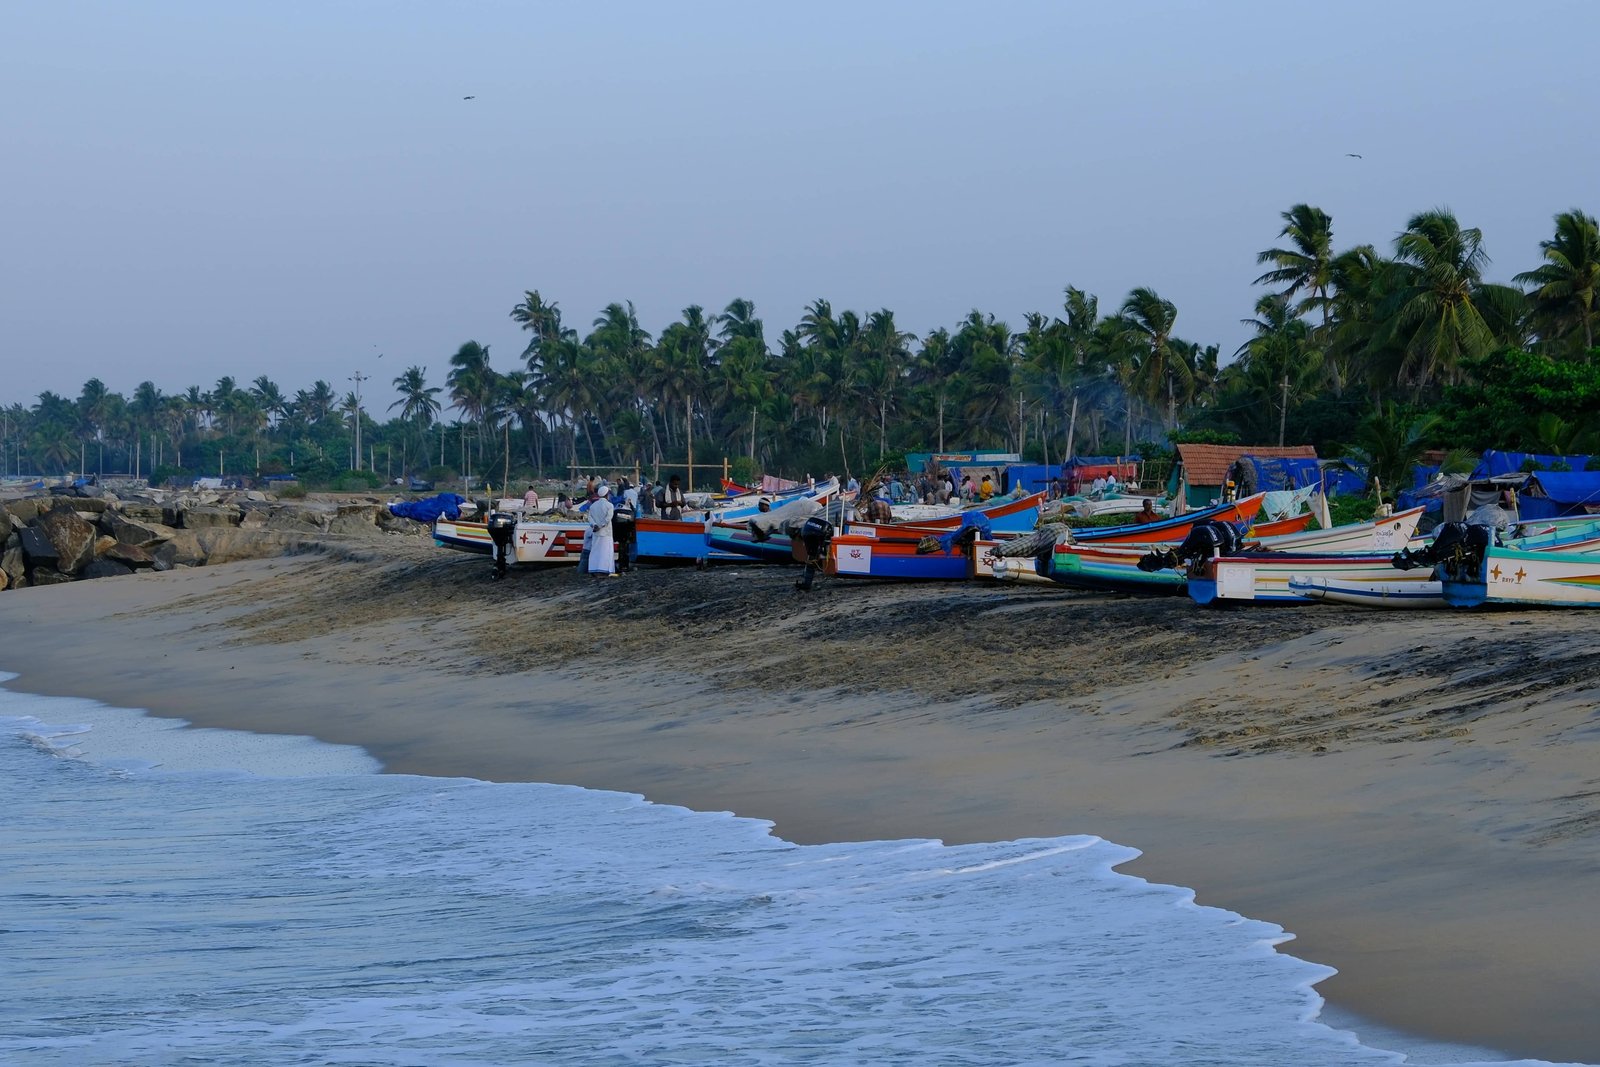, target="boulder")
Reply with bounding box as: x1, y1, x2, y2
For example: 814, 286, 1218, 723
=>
5, 499, 43, 525
153, 530, 205, 569
70, 496, 111, 514
117, 503, 166, 525
266, 506, 328, 532
180, 504, 242, 529
94, 534, 117, 556
36, 509, 99, 574
82, 558, 134, 580
110, 515, 176, 547
1, 546, 25, 587
195, 528, 308, 565
104, 542, 156, 568
0, 510, 14, 540
239, 509, 269, 530
329, 504, 380, 535
27, 567, 72, 586
18, 525, 60, 567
